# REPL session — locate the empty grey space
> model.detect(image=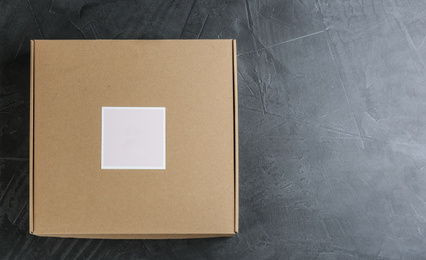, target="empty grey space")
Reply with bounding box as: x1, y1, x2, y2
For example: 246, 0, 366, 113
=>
1, 0, 426, 259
